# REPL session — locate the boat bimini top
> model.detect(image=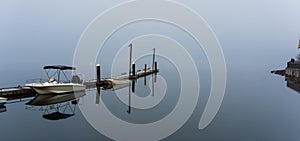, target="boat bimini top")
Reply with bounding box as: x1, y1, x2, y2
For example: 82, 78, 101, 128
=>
43, 65, 78, 83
